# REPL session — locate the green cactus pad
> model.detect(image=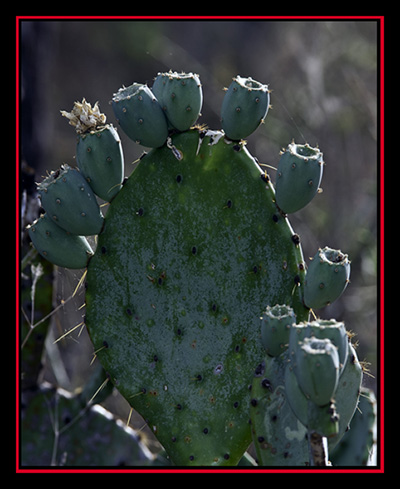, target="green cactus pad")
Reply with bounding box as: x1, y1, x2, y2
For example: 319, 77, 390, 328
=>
37, 165, 104, 236
76, 125, 124, 202
330, 387, 377, 466
275, 142, 324, 214
284, 360, 309, 426
152, 71, 203, 132
112, 83, 168, 148
304, 247, 351, 309
307, 400, 339, 438
27, 213, 93, 269
250, 354, 309, 466
221, 75, 270, 141
260, 304, 296, 357
85, 129, 309, 466
328, 343, 363, 452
